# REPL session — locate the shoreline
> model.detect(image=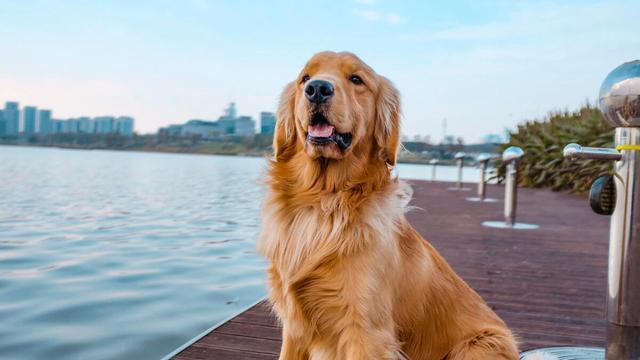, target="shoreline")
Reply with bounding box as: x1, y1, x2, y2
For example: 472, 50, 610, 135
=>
0, 143, 473, 166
